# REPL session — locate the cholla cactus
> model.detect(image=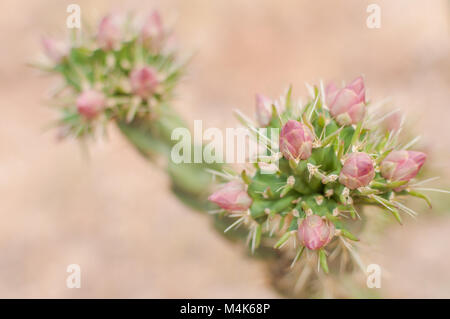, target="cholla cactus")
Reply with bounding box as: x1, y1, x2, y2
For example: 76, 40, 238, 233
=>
209, 76, 436, 296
